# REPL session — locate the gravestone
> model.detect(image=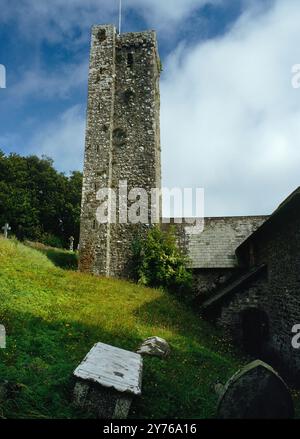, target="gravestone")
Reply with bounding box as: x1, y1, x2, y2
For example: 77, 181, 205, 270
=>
2, 223, 11, 239
73, 342, 143, 419
0, 325, 6, 349
137, 337, 171, 358
217, 360, 294, 419
69, 236, 74, 252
